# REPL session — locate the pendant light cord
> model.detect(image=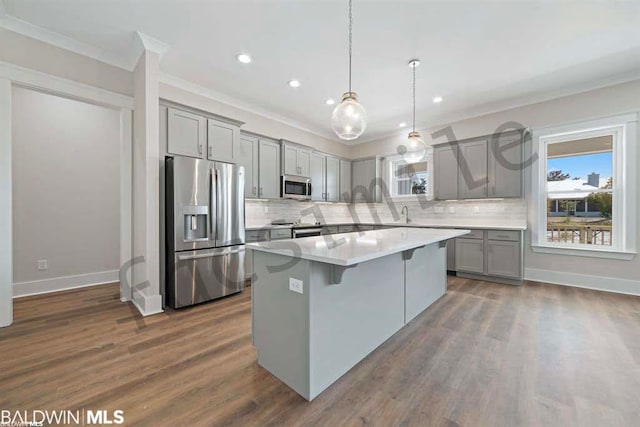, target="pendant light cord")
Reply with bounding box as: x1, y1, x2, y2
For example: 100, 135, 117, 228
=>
348, 0, 352, 94
412, 63, 416, 132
